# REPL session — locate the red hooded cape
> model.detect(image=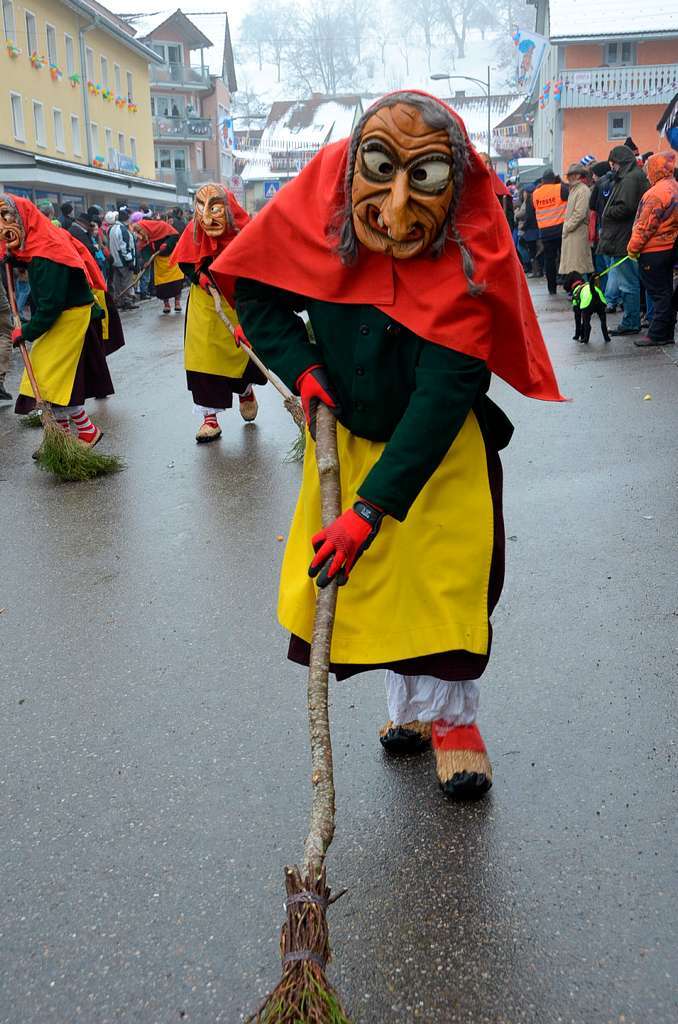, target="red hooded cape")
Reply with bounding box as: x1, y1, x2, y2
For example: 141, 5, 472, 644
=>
65, 233, 106, 291
0, 193, 88, 274
211, 93, 563, 402
136, 219, 178, 245
170, 190, 250, 267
